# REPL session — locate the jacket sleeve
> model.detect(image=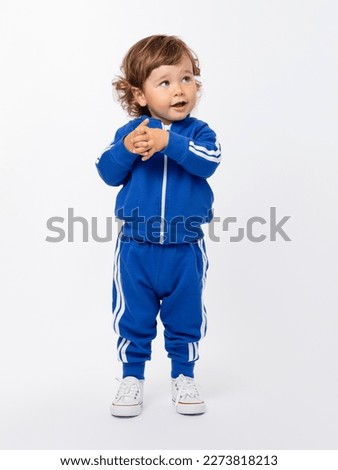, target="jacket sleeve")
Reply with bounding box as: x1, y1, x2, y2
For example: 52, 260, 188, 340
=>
164, 122, 221, 178
95, 124, 139, 186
